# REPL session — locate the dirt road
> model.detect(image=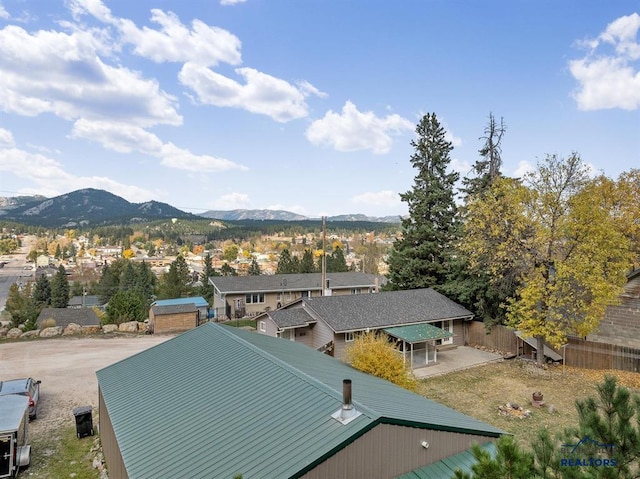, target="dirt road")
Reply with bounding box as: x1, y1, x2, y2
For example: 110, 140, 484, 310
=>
0, 334, 174, 439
